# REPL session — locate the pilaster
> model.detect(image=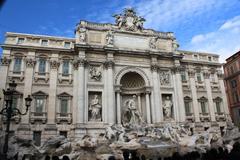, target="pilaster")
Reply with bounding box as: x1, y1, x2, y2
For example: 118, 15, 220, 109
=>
188, 69, 200, 122
203, 71, 216, 121
151, 64, 162, 123
47, 55, 60, 124
104, 56, 115, 124
21, 51, 36, 124
77, 52, 87, 124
